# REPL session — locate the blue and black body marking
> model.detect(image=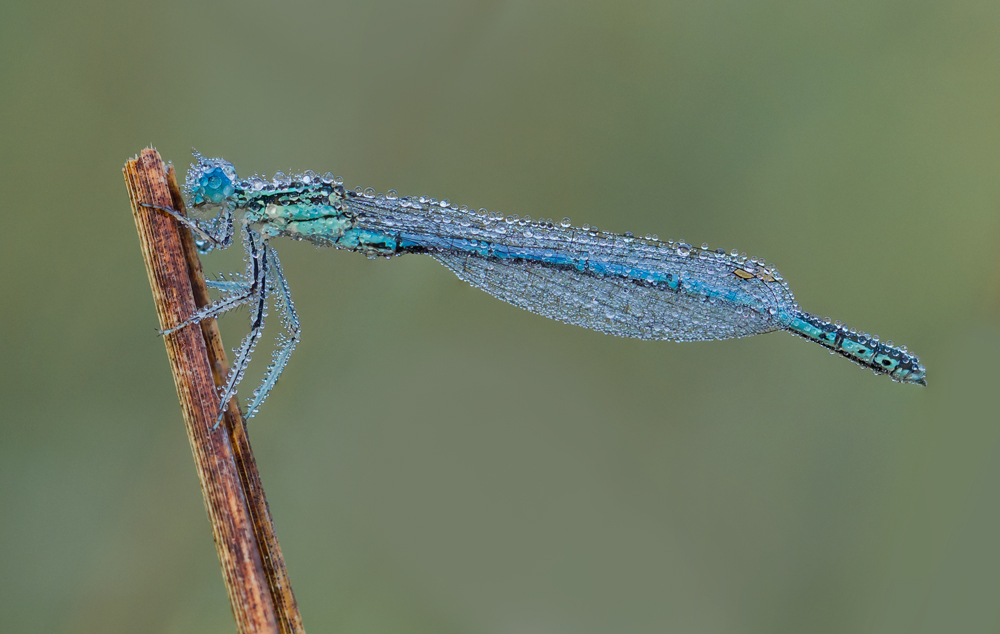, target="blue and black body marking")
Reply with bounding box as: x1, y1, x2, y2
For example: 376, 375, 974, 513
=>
784, 312, 925, 385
